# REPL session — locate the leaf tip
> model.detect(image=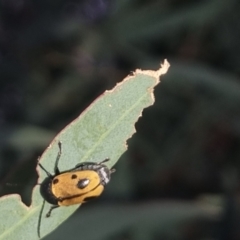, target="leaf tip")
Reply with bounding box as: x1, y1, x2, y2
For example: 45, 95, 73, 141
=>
158, 59, 170, 76
135, 59, 170, 80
